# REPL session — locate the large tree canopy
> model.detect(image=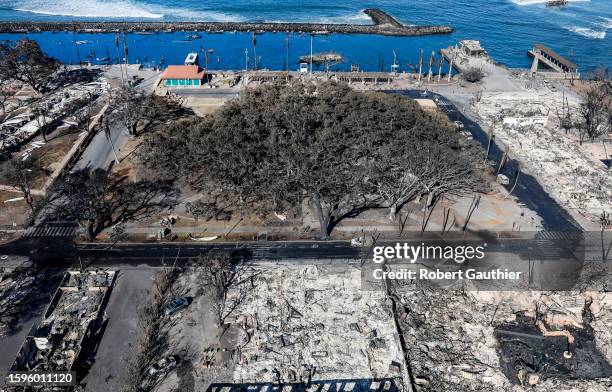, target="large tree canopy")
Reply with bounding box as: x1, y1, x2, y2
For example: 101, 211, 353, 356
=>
141, 81, 486, 239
